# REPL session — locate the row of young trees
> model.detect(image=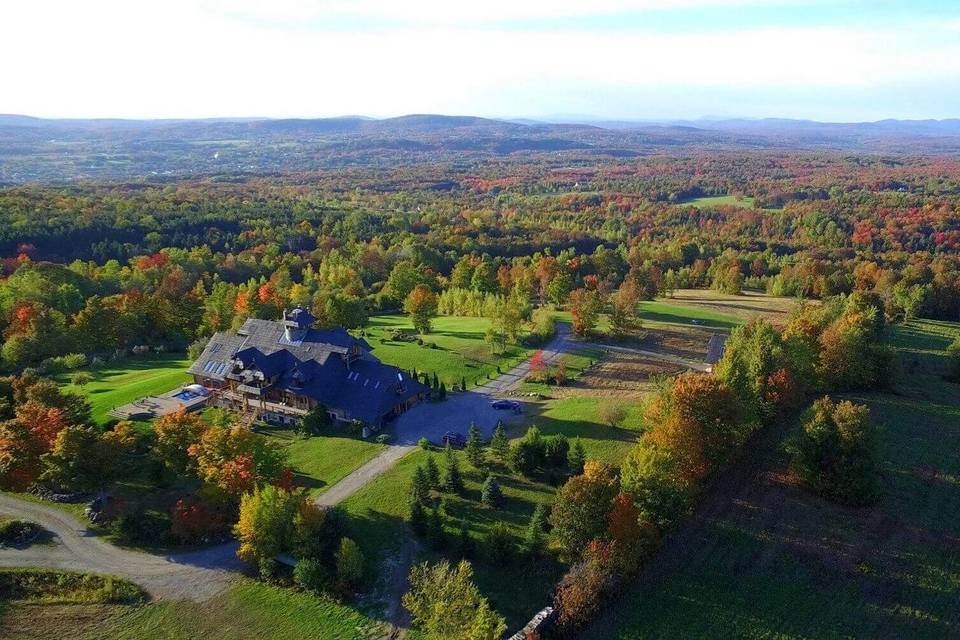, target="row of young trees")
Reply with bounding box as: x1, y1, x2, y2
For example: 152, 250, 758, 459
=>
535, 293, 889, 636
